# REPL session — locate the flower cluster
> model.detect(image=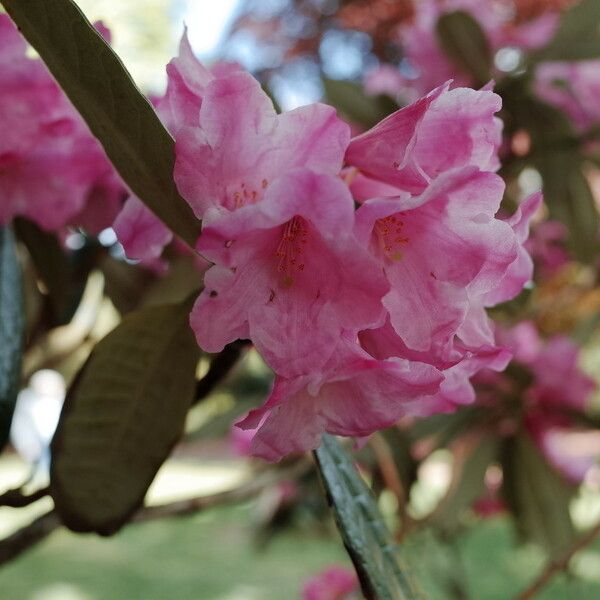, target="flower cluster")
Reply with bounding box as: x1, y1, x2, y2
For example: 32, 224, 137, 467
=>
477, 321, 598, 481
365, 0, 562, 99
0, 15, 125, 233
1, 17, 540, 462
535, 60, 600, 132
131, 32, 541, 461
